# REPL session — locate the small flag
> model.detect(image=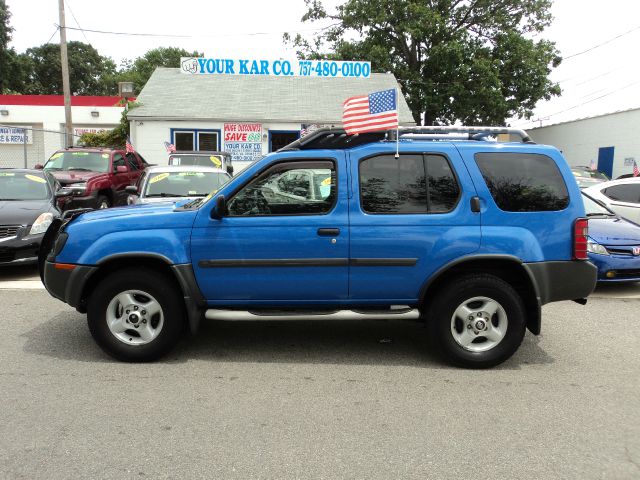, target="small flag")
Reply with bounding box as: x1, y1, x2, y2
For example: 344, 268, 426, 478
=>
589, 158, 597, 171
164, 140, 176, 153
342, 88, 398, 135
634, 160, 639, 177
125, 136, 135, 154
